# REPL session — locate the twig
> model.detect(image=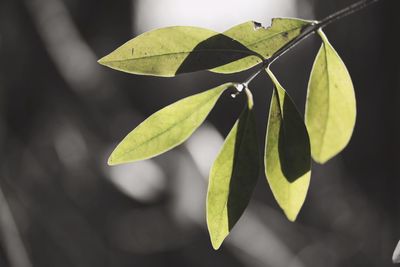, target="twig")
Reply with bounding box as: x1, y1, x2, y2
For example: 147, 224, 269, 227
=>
243, 0, 383, 86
